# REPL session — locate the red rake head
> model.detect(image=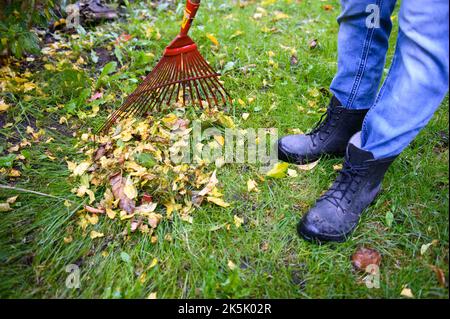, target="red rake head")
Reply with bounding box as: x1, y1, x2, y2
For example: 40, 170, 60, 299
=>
98, 0, 231, 134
